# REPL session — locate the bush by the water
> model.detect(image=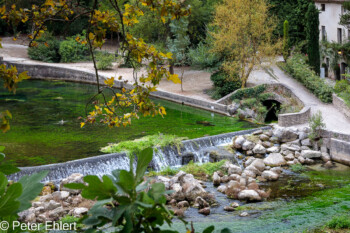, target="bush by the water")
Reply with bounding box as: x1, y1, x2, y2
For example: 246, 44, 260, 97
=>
283, 54, 333, 103
210, 70, 241, 99
230, 85, 267, 101
59, 35, 89, 63
27, 33, 61, 63
96, 52, 115, 70
334, 79, 350, 107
